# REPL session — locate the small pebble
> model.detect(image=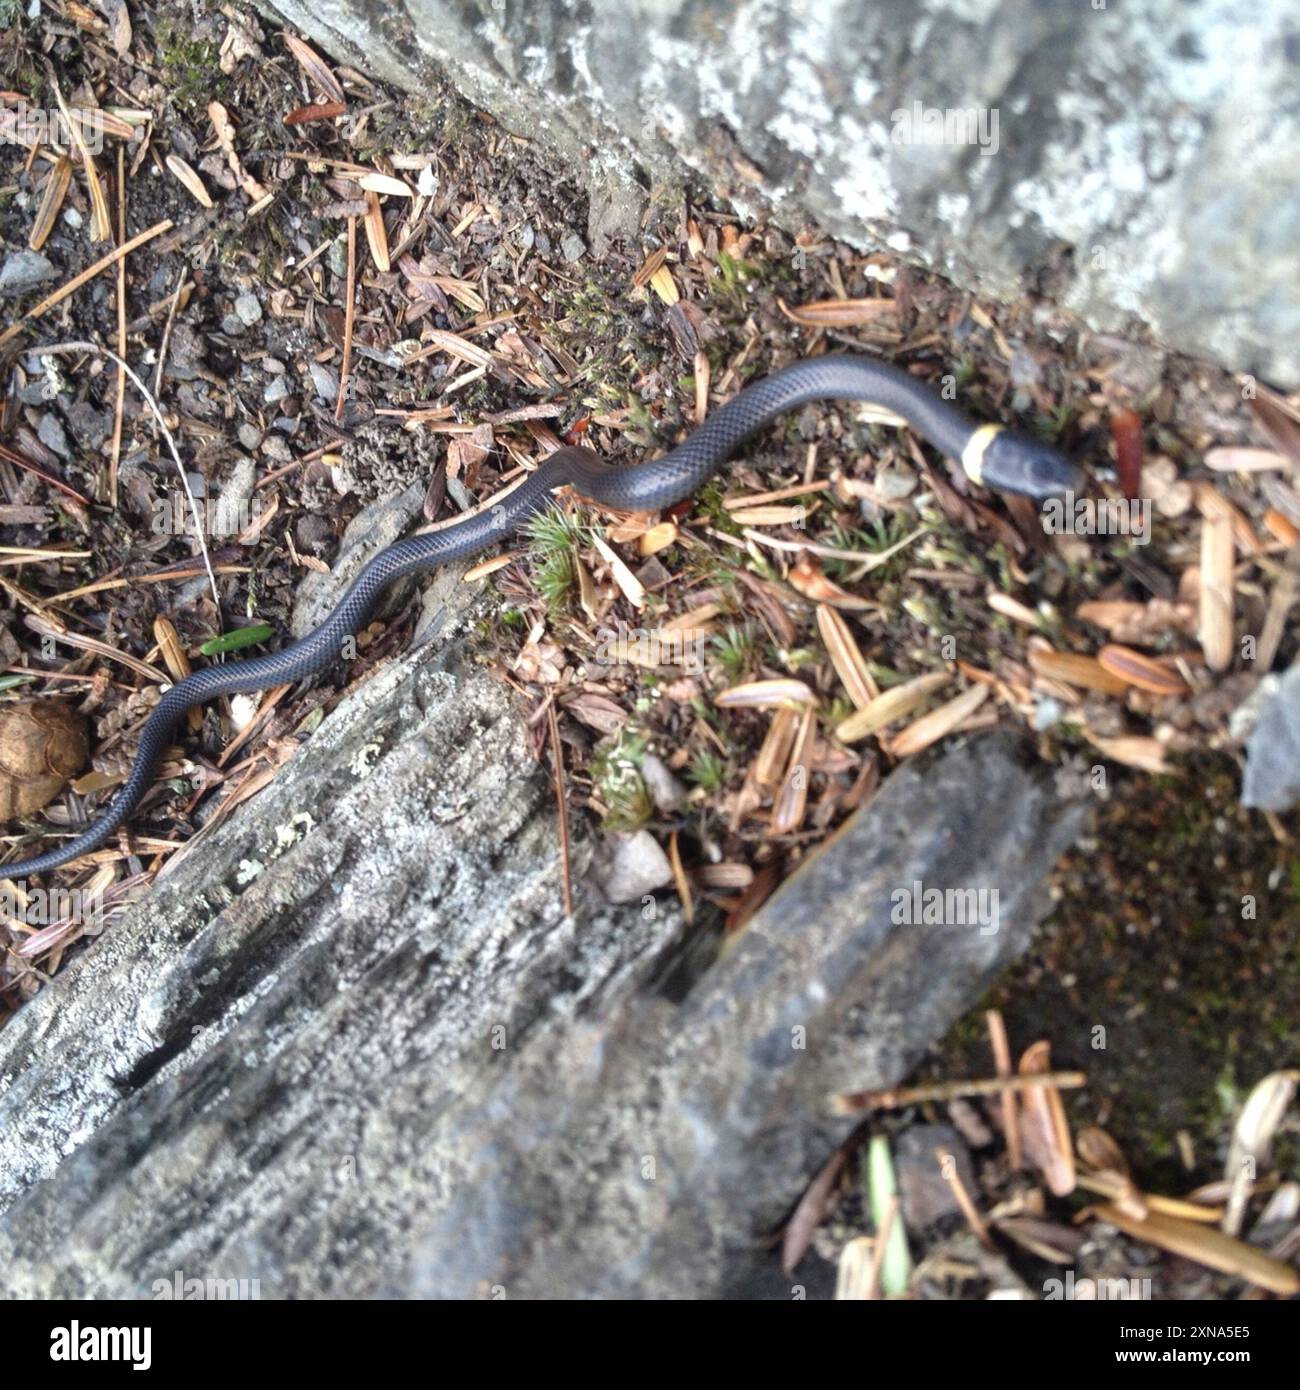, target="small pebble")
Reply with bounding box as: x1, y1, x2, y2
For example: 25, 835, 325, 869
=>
309, 362, 339, 402
561, 233, 586, 263
0, 250, 54, 298
1033, 696, 1064, 731
641, 754, 686, 813
875, 464, 917, 502
37, 413, 69, 458
588, 829, 673, 903
260, 436, 292, 463
234, 292, 263, 326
